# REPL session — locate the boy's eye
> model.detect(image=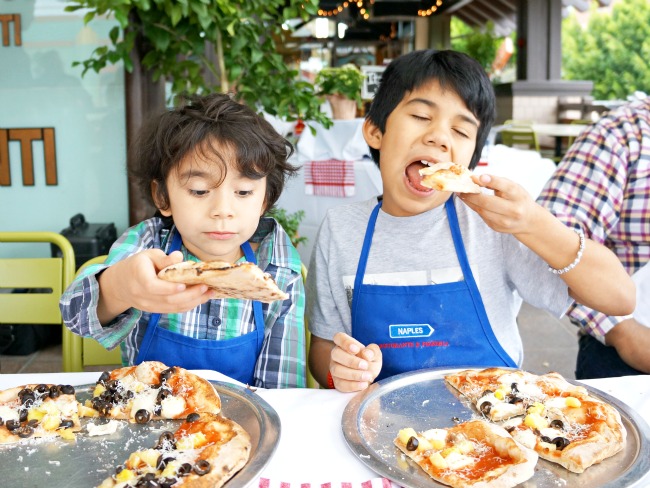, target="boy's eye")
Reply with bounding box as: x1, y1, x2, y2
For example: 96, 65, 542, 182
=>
189, 189, 209, 196
412, 114, 429, 121
236, 190, 254, 196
